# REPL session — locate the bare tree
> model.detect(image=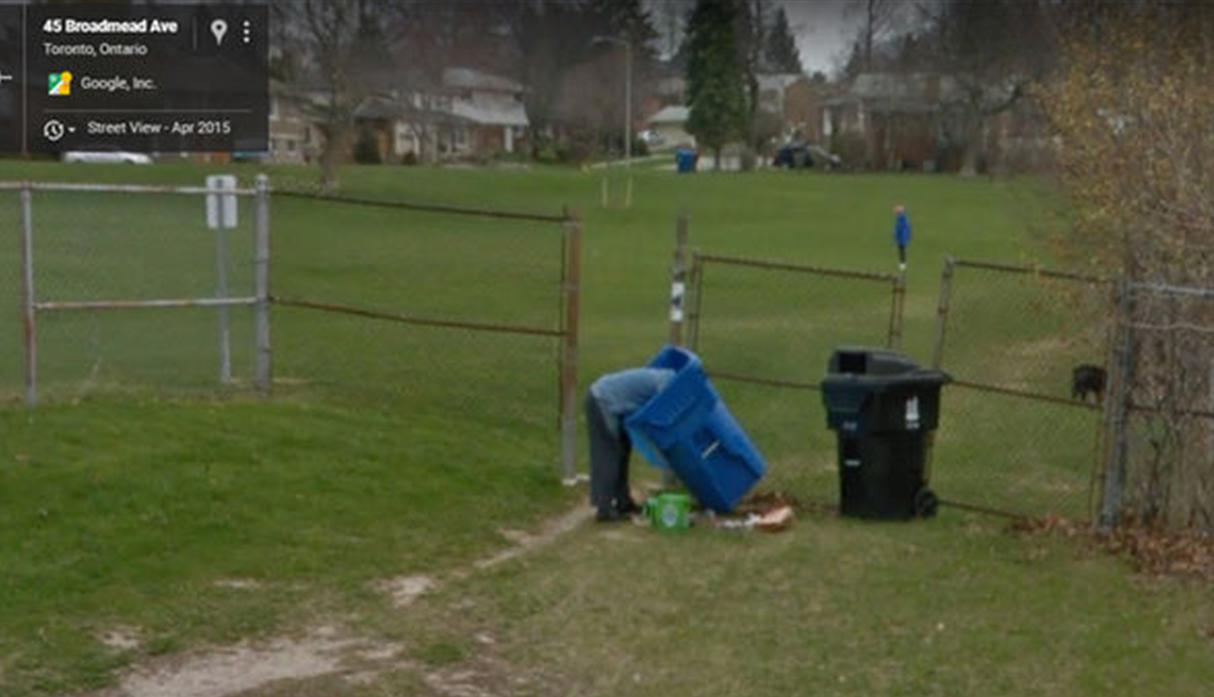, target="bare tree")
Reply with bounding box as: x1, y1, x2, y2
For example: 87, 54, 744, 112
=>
852, 0, 898, 72
926, 0, 1059, 175
274, 0, 409, 190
